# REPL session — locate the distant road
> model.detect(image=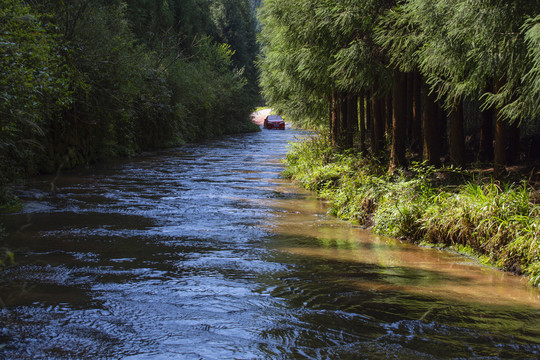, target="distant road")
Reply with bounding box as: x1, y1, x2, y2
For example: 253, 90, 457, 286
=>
251, 108, 272, 125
